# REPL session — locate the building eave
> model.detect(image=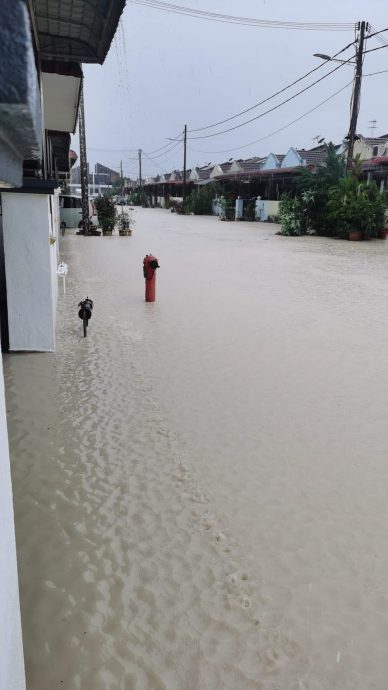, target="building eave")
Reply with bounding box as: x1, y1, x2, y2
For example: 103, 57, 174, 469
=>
34, 0, 127, 64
